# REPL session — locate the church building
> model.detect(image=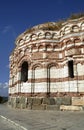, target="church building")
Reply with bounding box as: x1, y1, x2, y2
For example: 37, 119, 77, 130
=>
9, 15, 84, 110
